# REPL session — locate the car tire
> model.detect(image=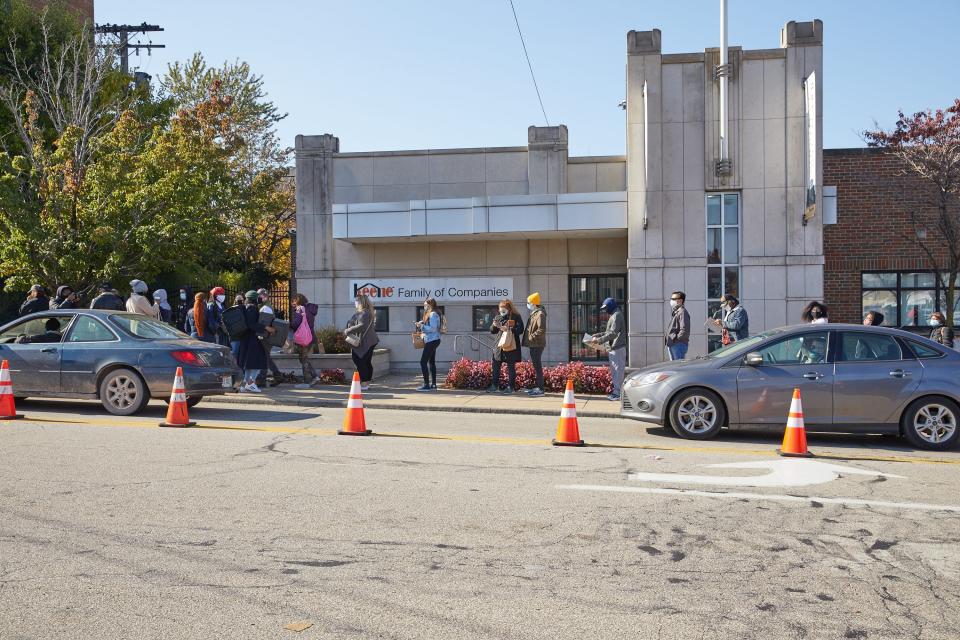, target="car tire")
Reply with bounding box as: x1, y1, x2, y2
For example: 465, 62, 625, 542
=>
668, 387, 726, 440
99, 368, 149, 416
901, 396, 960, 451
164, 396, 202, 408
